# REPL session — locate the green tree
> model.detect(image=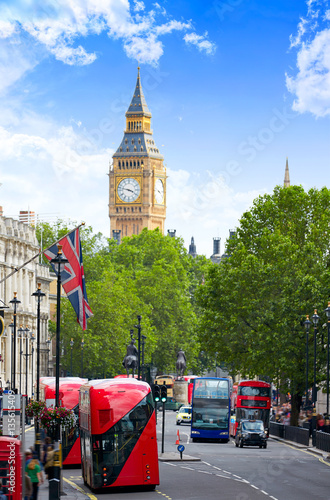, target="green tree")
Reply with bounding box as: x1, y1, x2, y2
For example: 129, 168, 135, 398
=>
47, 226, 209, 379
197, 186, 330, 424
